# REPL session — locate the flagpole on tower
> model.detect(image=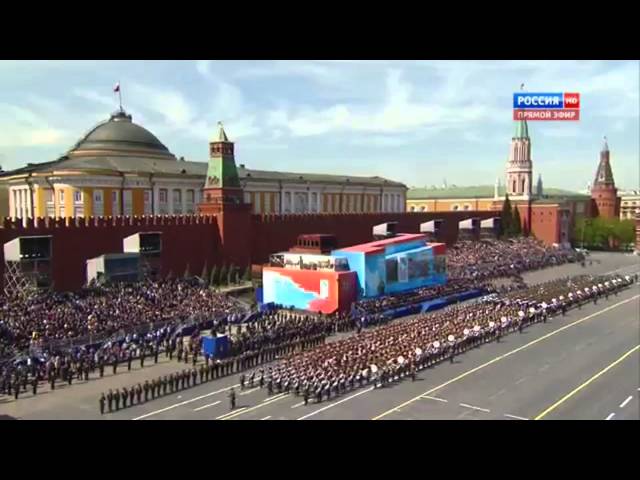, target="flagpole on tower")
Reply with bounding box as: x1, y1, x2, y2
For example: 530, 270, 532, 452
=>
118, 80, 123, 112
